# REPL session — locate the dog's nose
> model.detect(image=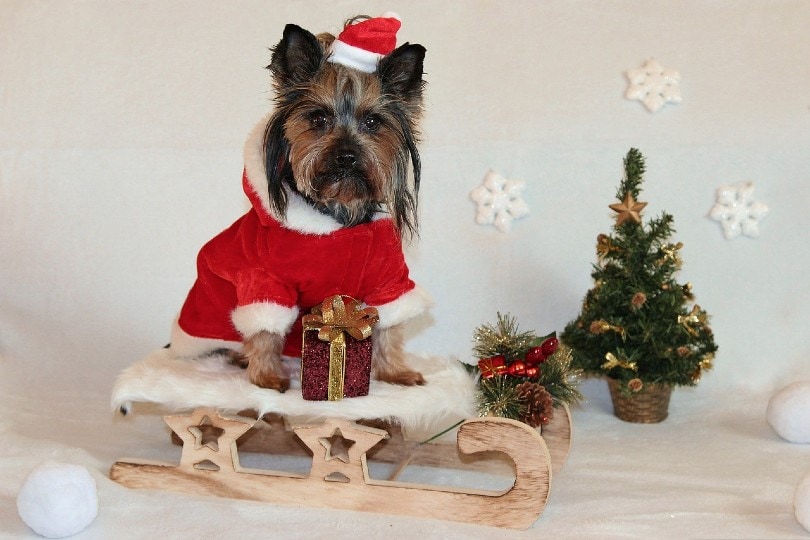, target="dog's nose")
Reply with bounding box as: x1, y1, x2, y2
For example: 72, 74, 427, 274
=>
335, 151, 357, 168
